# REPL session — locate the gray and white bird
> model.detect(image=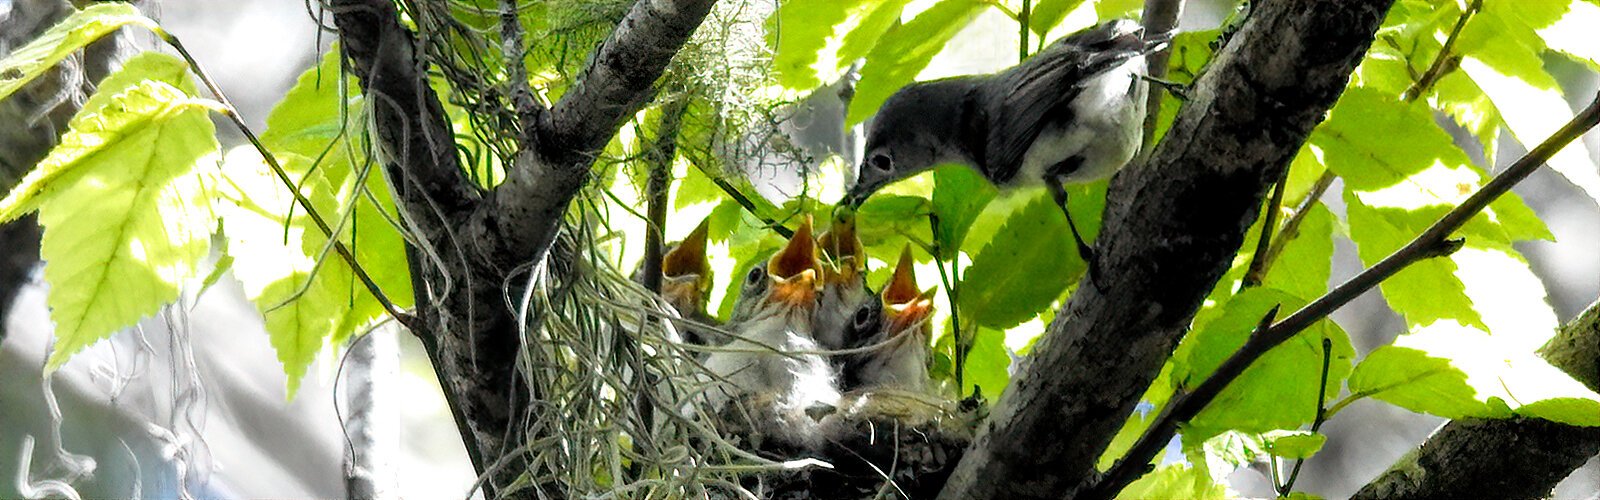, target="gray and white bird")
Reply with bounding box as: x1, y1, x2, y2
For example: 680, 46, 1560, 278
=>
840, 247, 936, 393
704, 218, 841, 416
813, 210, 870, 352
841, 20, 1167, 284
633, 218, 720, 345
